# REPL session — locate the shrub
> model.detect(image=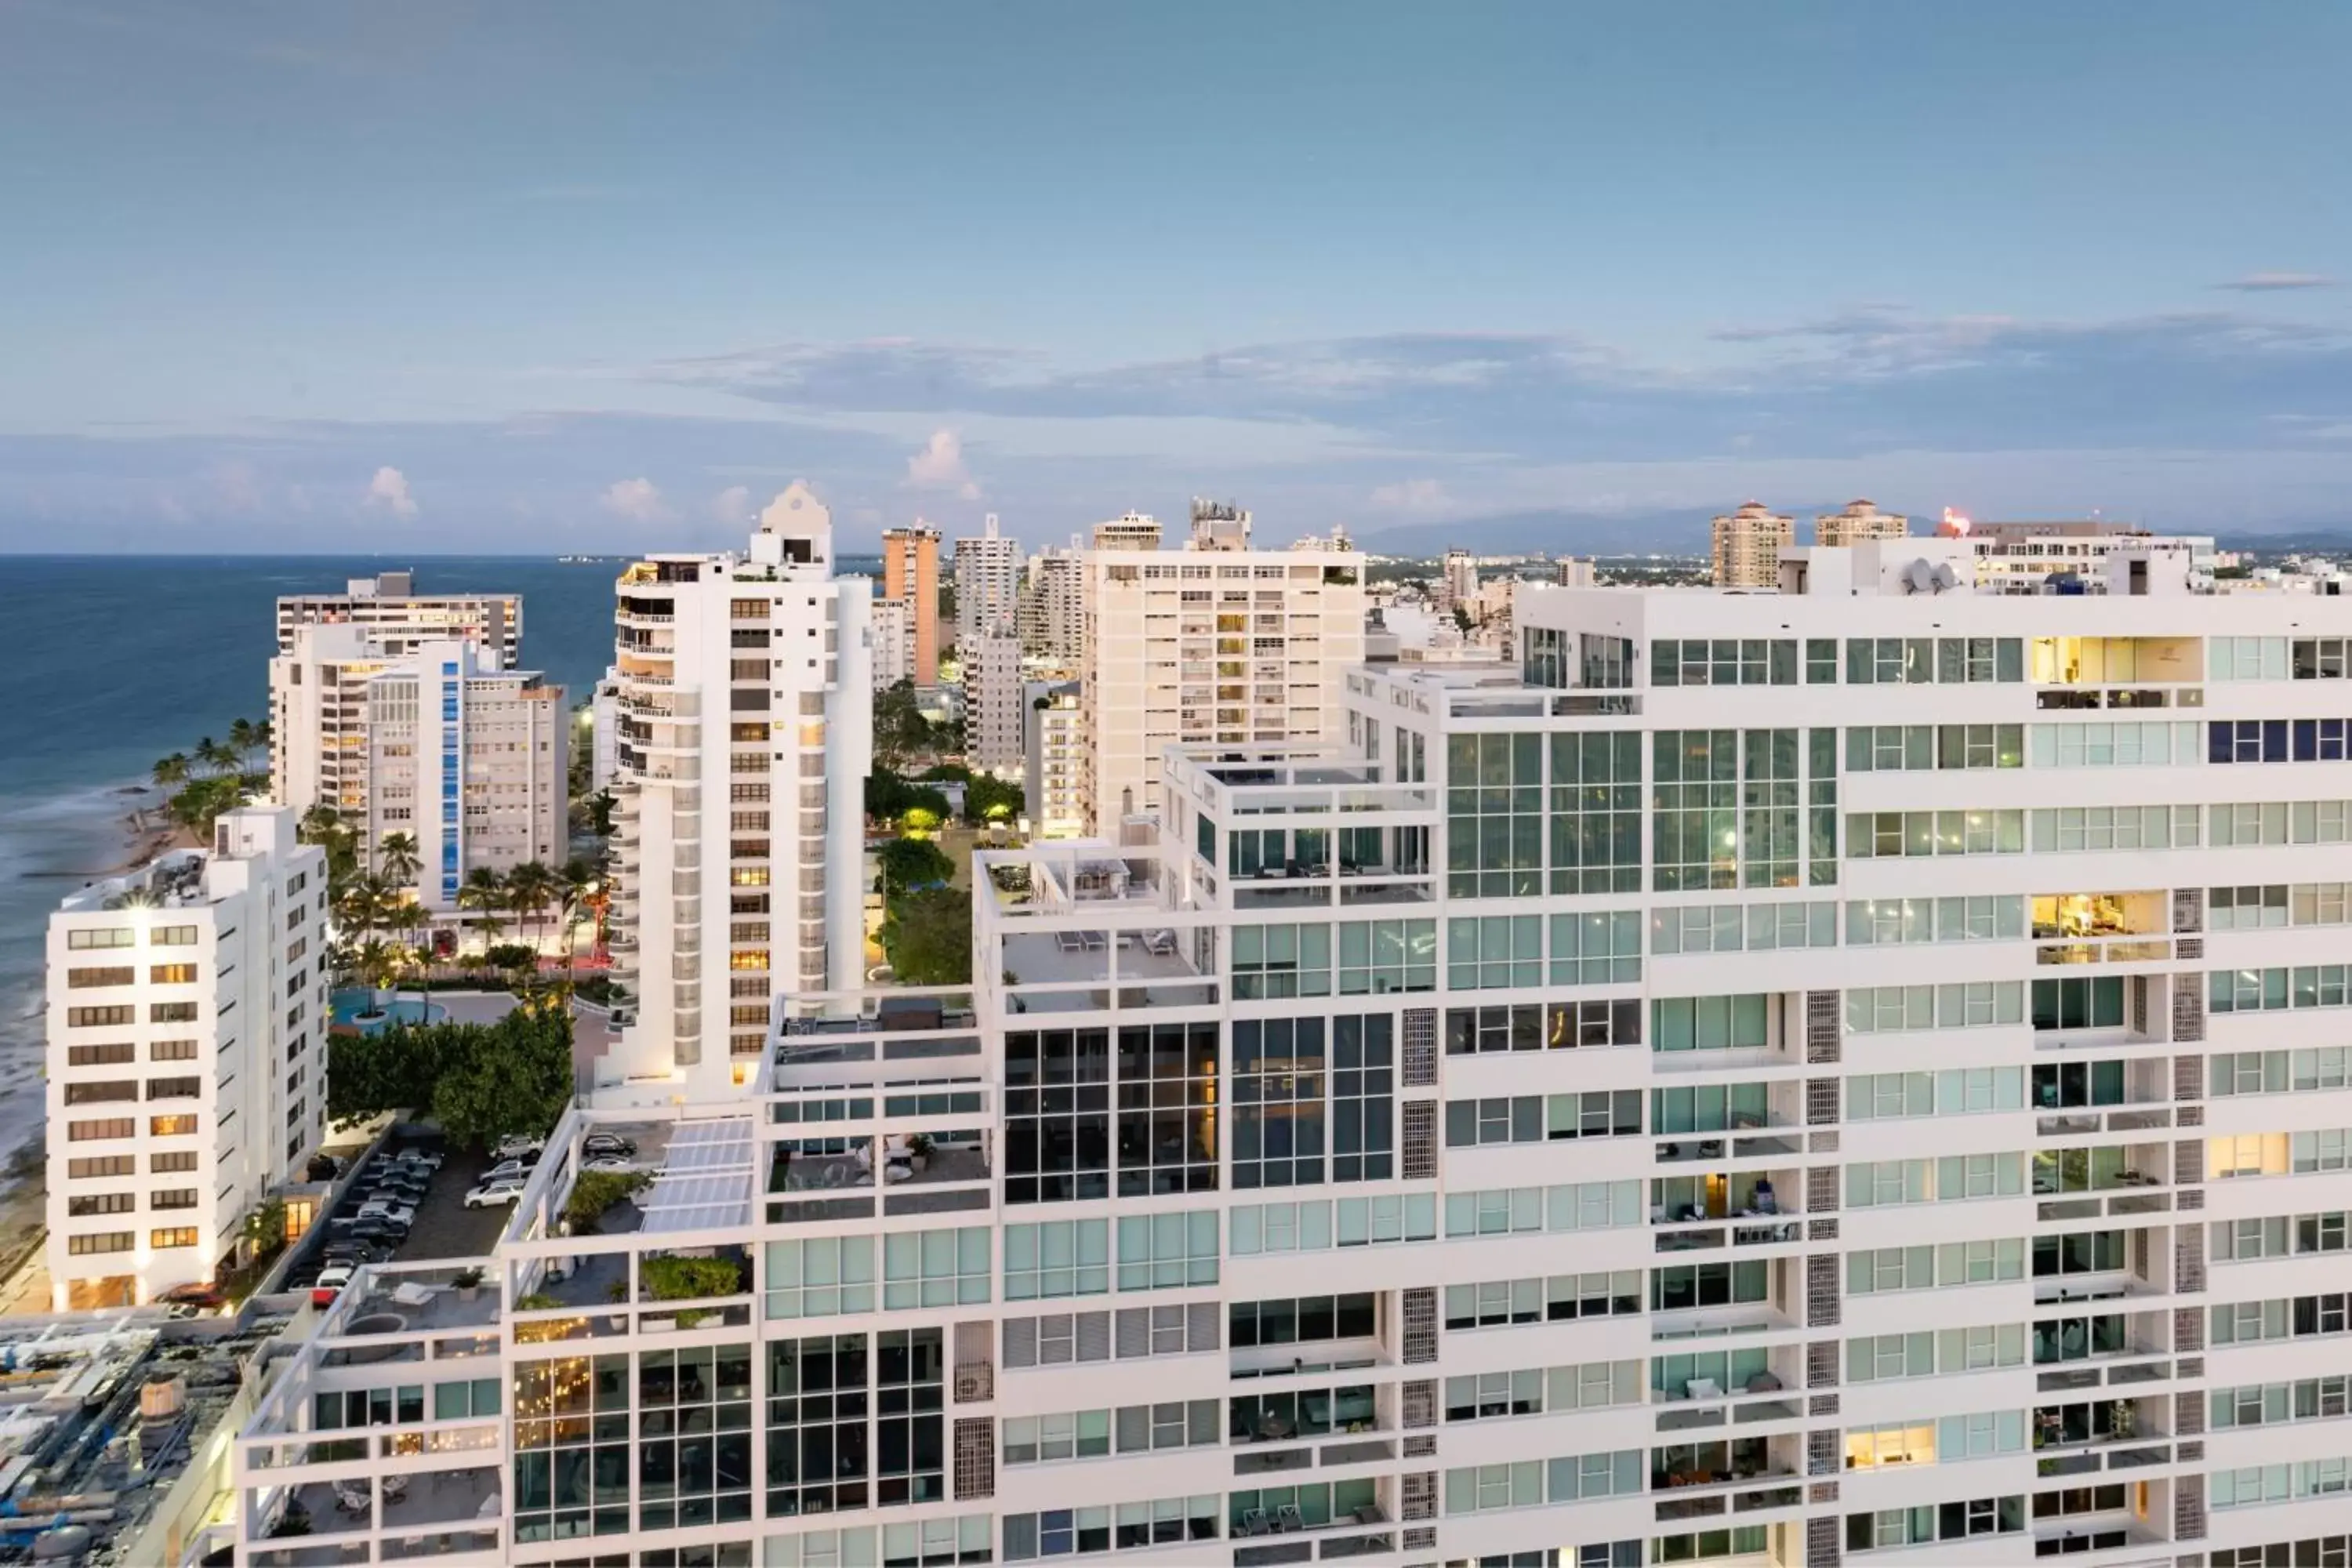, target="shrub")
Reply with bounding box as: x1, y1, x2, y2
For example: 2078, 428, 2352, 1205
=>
640, 1254, 746, 1301
515, 1291, 561, 1311
566, 1169, 652, 1229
